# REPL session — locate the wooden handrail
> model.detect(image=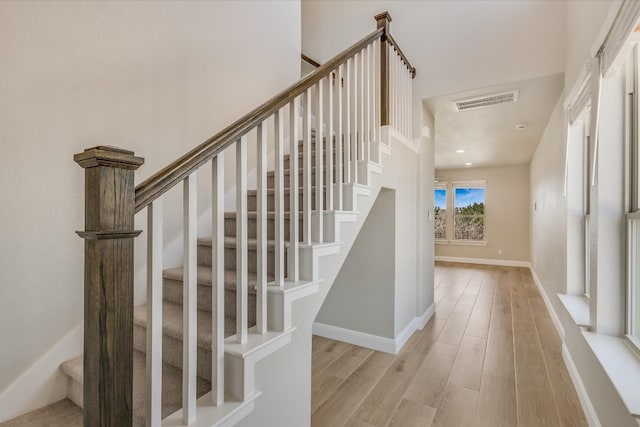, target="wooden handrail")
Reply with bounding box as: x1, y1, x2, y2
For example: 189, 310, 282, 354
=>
301, 53, 322, 68
135, 27, 384, 212
386, 33, 416, 78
